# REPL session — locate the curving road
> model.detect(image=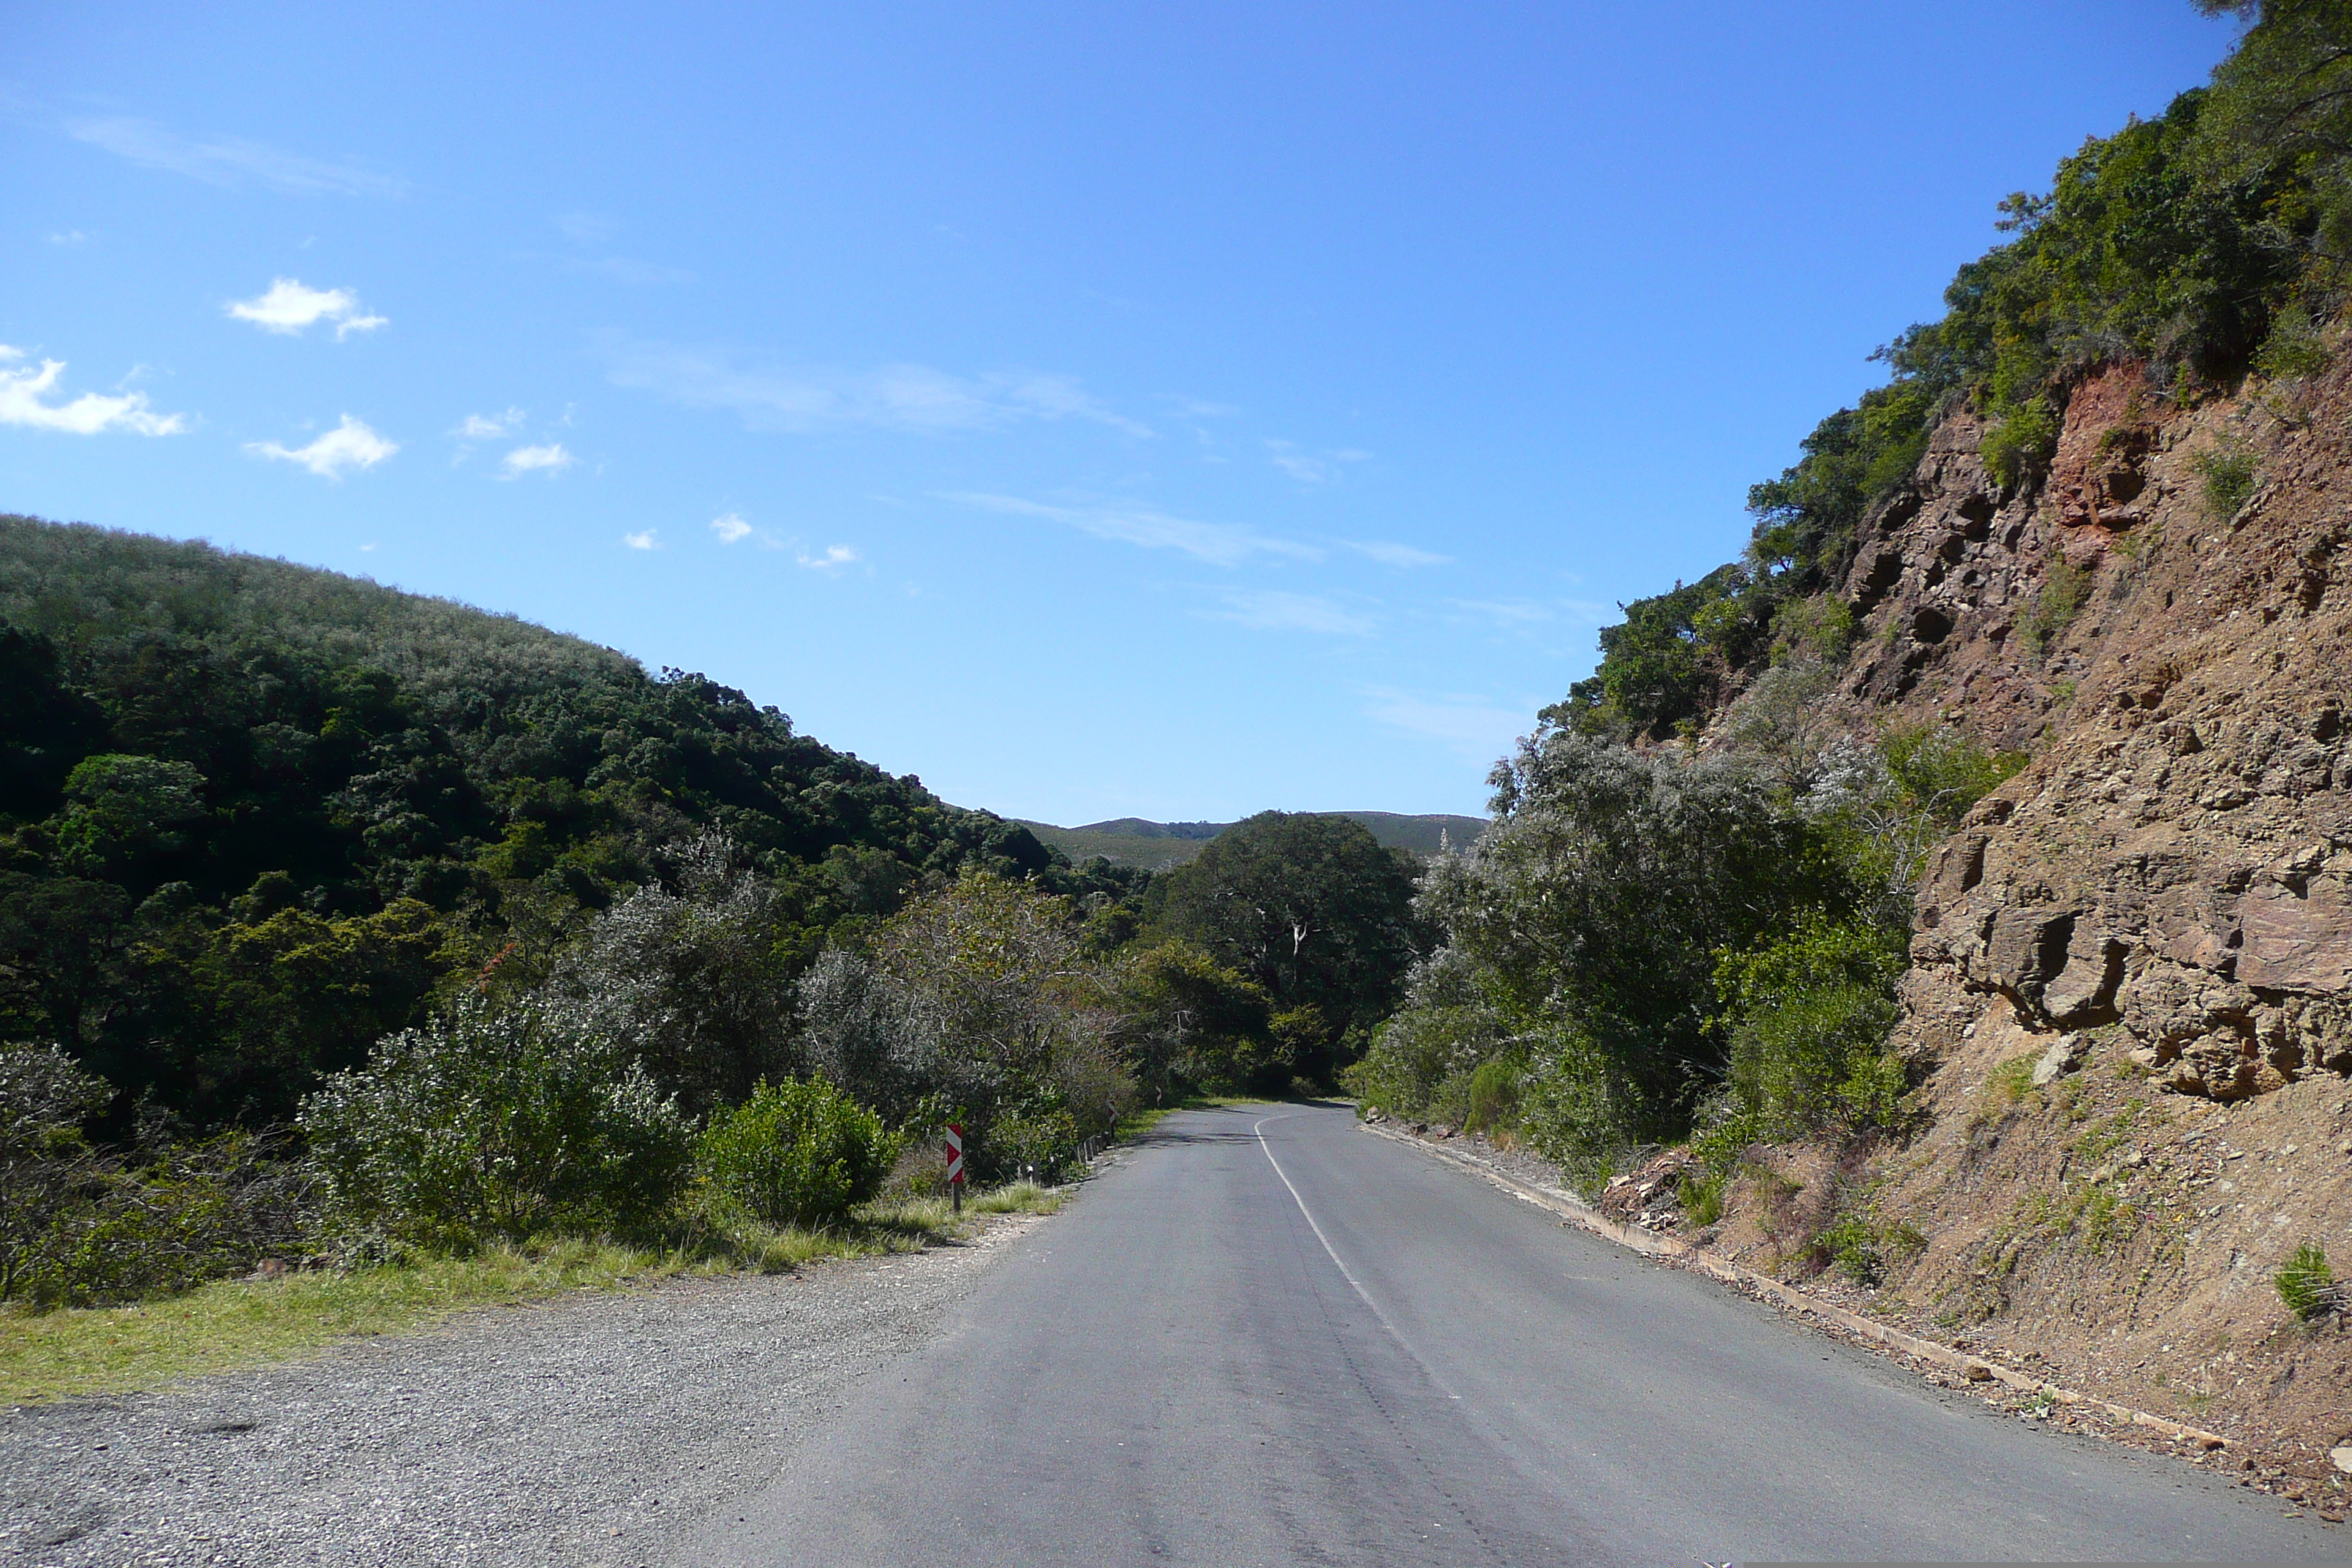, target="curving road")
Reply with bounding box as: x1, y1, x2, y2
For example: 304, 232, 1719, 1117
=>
671, 1103, 2338, 1564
